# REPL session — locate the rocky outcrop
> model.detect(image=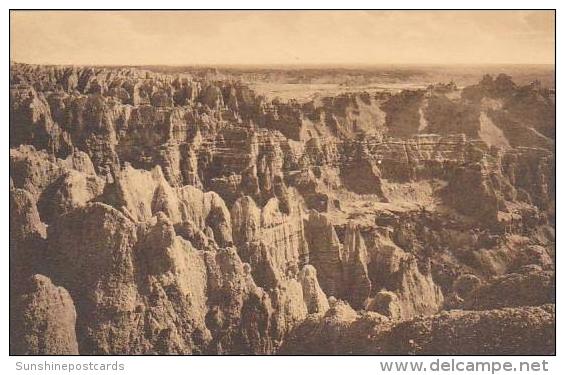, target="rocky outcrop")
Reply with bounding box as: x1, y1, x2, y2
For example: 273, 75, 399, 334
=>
281, 303, 555, 355
10, 188, 47, 289
366, 291, 402, 320
10, 275, 79, 355
392, 257, 444, 319
341, 223, 372, 309
303, 211, 344, 298
202, 247, 274, 354
305, 212, 444, 318
463, 269, 555, 310
366, 241, 444, 320
10, 85, 72, 156
10, 145, 102, 224
298, 265, 329, 314
43, 192, 316, 354
10, 146, 95, 199
9, 64, 555, 355
279, 300, 390, 355
381, 304, 555, 355
100, 164, 232, 246
231, 189, 309, 275
340, 158, 385, 197
442, 160, 504, 224
303, 214, 373, 309
45, 202, 232, 354
40, 170, 105, 220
